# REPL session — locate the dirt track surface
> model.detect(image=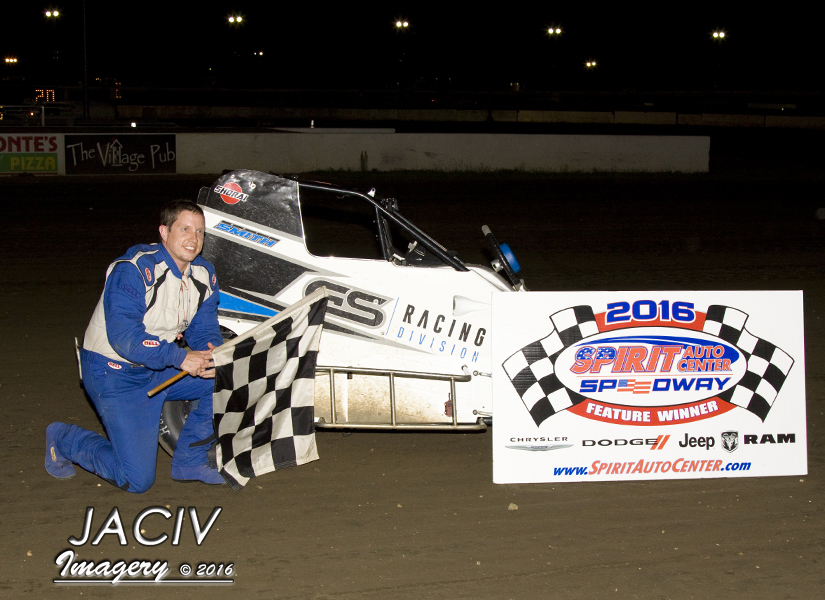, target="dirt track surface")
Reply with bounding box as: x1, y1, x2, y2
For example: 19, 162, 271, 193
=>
1, 168, 823, 599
